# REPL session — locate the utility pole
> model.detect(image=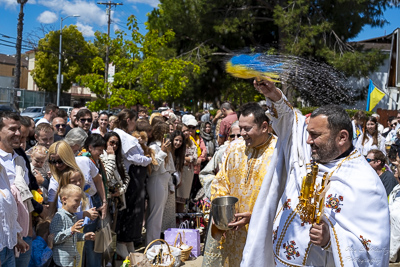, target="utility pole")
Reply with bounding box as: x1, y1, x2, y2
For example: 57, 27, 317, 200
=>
97, 1, 122, 83
14, 0, 28, 110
